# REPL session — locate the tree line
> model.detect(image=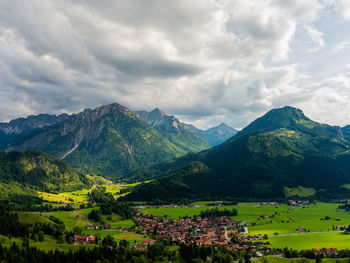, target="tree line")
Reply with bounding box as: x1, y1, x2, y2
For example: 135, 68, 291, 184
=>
199, 207, 238, 218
